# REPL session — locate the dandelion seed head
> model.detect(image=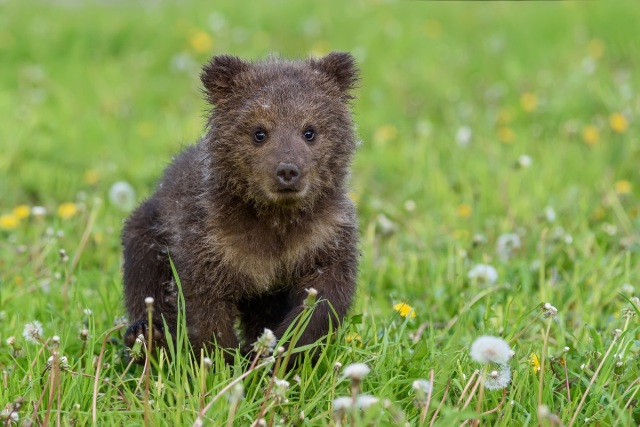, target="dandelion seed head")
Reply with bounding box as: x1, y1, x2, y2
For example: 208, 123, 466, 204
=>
456, 126, 472, 147
470, 335, 512, 364
484, 364, 511, 390
108, 181, 136, 211
22, 321, 44, 344
342, 362, 370, 382
333, 396, 353, 412
356, 395, 379, 409
517, 154, 532, 168
253, 328, 277, 355
496, 233, 521, 262
467, 264, 498, 284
